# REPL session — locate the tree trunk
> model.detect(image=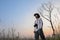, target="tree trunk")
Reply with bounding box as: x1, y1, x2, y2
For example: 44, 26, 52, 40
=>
50, 20, 55, 36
